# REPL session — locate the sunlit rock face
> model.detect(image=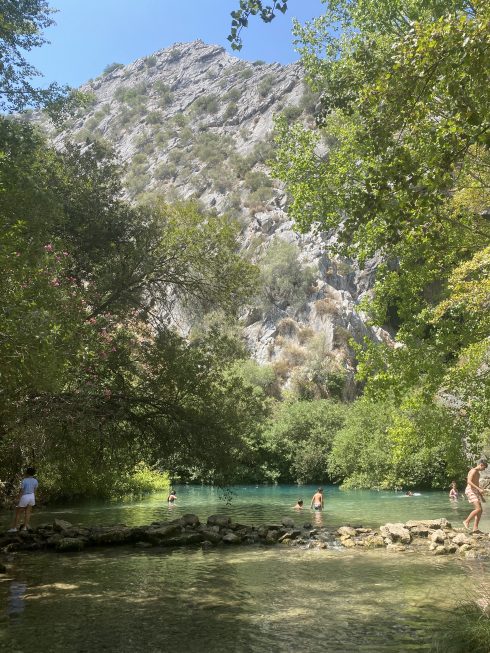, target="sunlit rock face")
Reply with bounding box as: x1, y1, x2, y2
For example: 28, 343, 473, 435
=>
37, 41, 392, 397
